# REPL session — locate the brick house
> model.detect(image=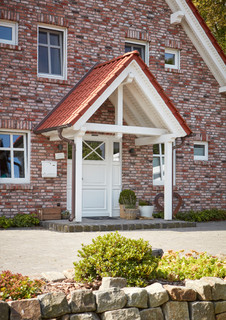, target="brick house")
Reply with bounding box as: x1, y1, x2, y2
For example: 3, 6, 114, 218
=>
0, 0, 225, 221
